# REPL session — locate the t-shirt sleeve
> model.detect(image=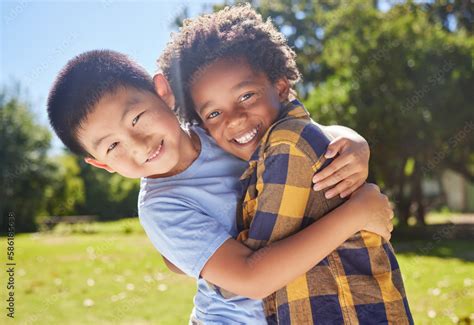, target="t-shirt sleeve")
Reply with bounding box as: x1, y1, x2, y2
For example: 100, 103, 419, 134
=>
139, 197, 232, 279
